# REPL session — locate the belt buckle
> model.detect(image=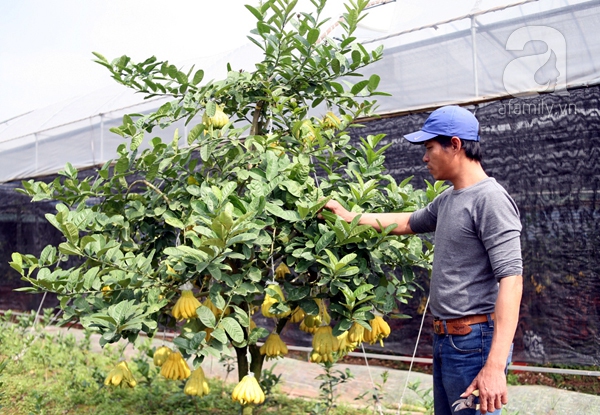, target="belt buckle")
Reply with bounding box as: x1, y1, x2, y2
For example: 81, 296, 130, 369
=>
433, 320, 444, 335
